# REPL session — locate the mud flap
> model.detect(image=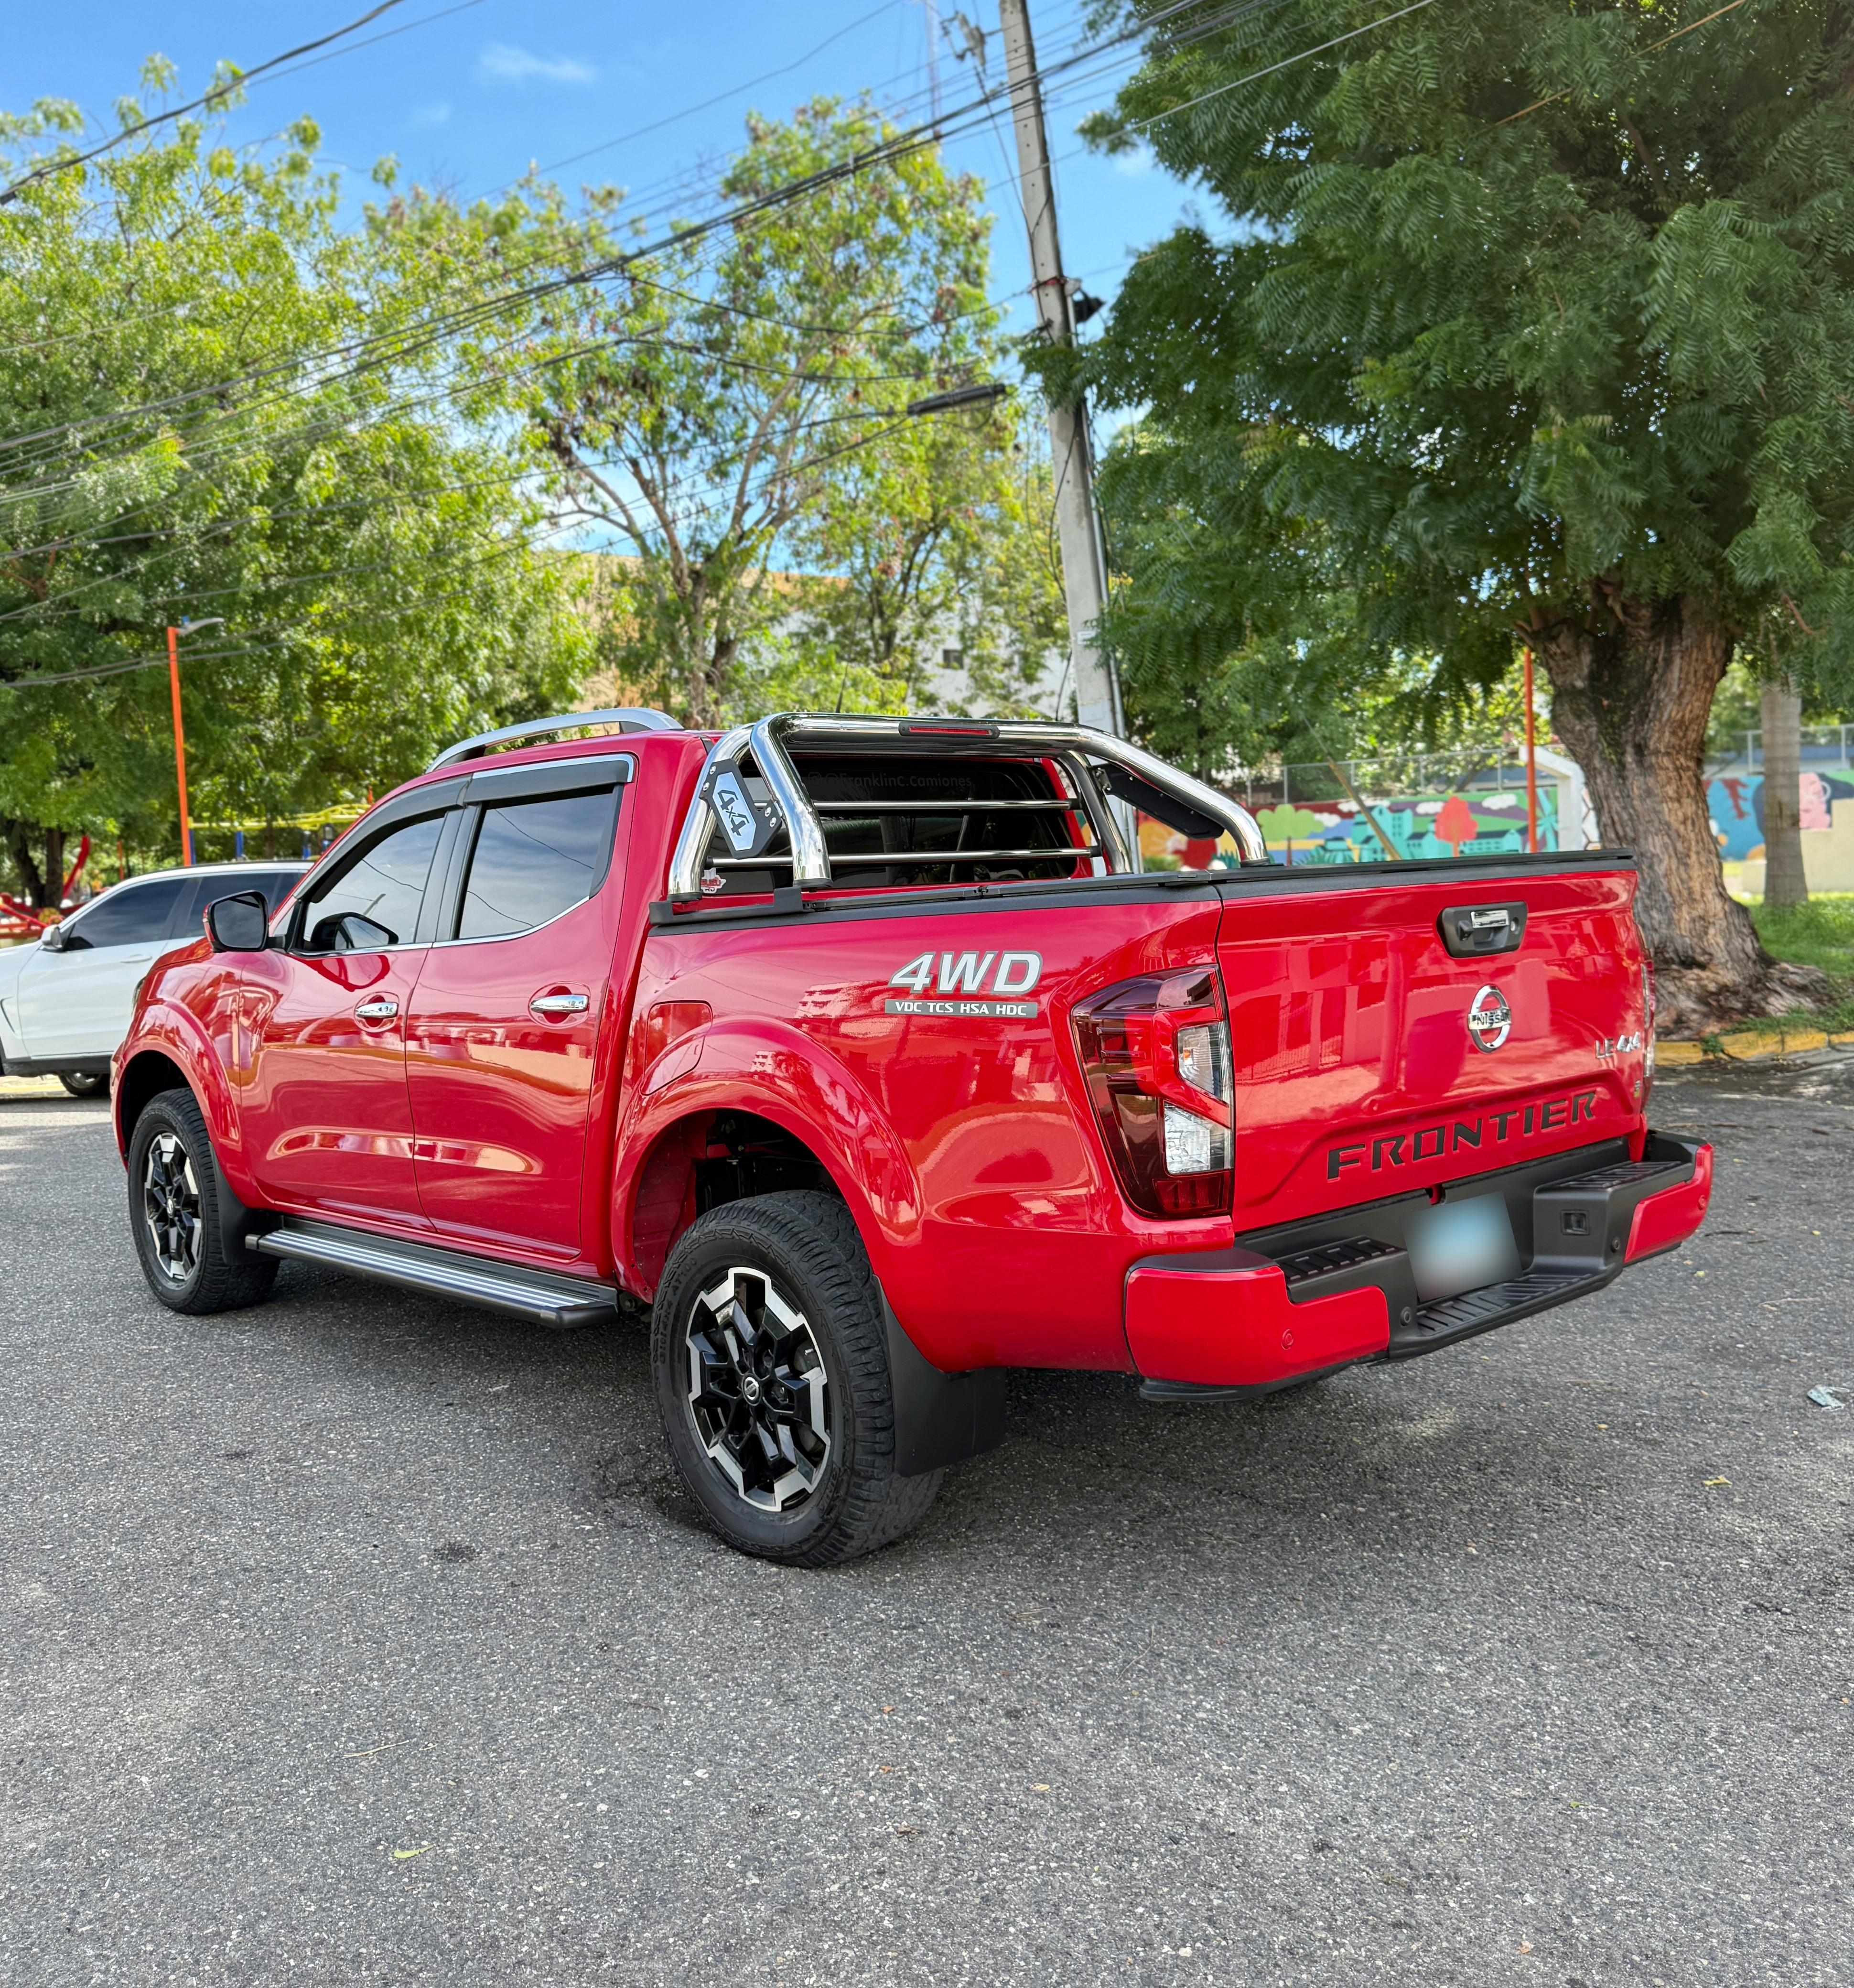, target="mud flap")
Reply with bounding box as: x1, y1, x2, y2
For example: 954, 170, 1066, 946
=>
881, 1296, 1006, 1477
